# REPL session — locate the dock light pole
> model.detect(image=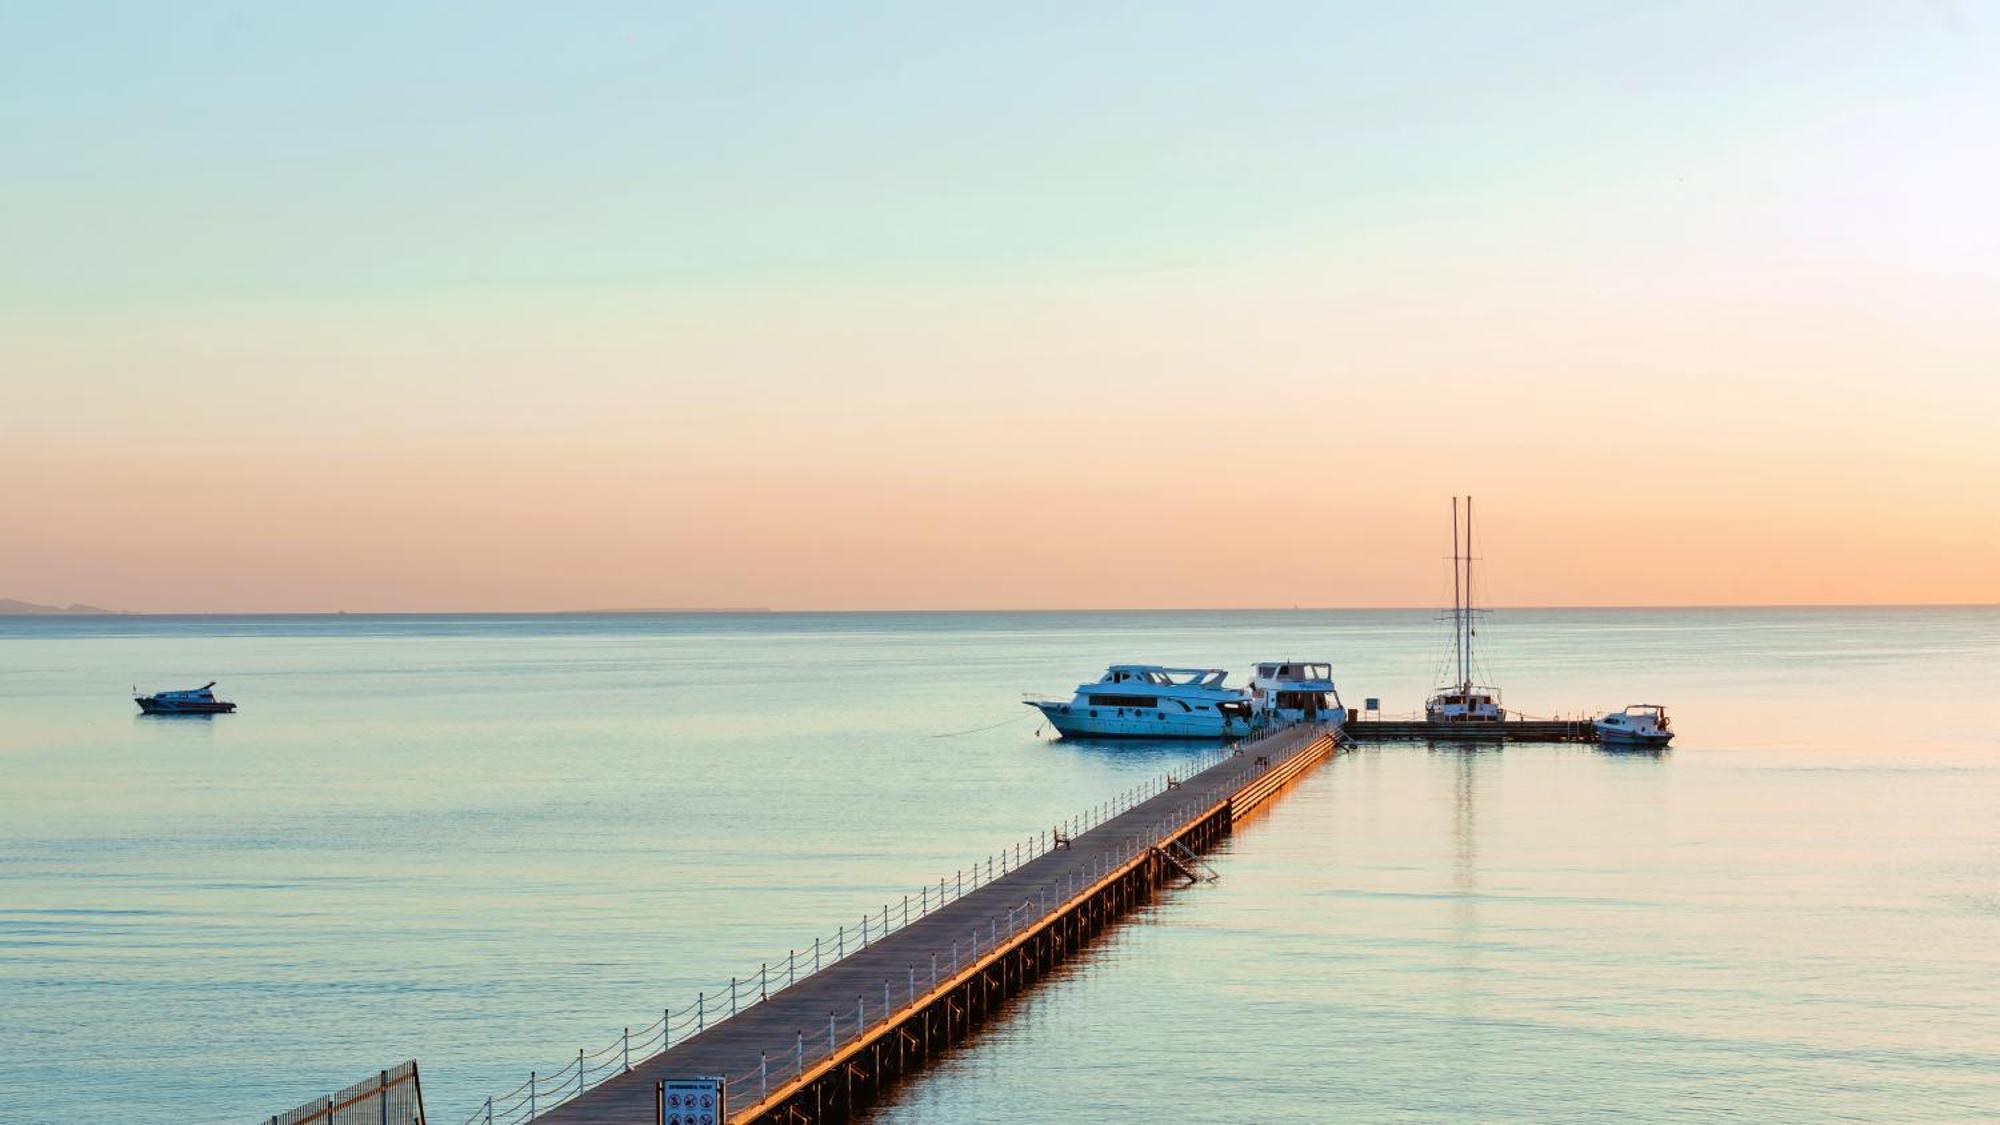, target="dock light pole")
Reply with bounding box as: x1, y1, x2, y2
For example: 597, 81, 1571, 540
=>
730, 976, 738, 1017
698, 992, 706, 1032
903, 894, 909, 926
484, 1096, 492, 1124
815, 936, 822, 973
882, 903, 889, 934
577, 1049, 585, 1097
663, 1007, 671, 1049
761, 962, 769, 1002
921, 886, 929, 915
788, 948, 796, 987
838, 926, 845, 959
623, 1027, 631, 1072
529, 1073, 536, 1119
